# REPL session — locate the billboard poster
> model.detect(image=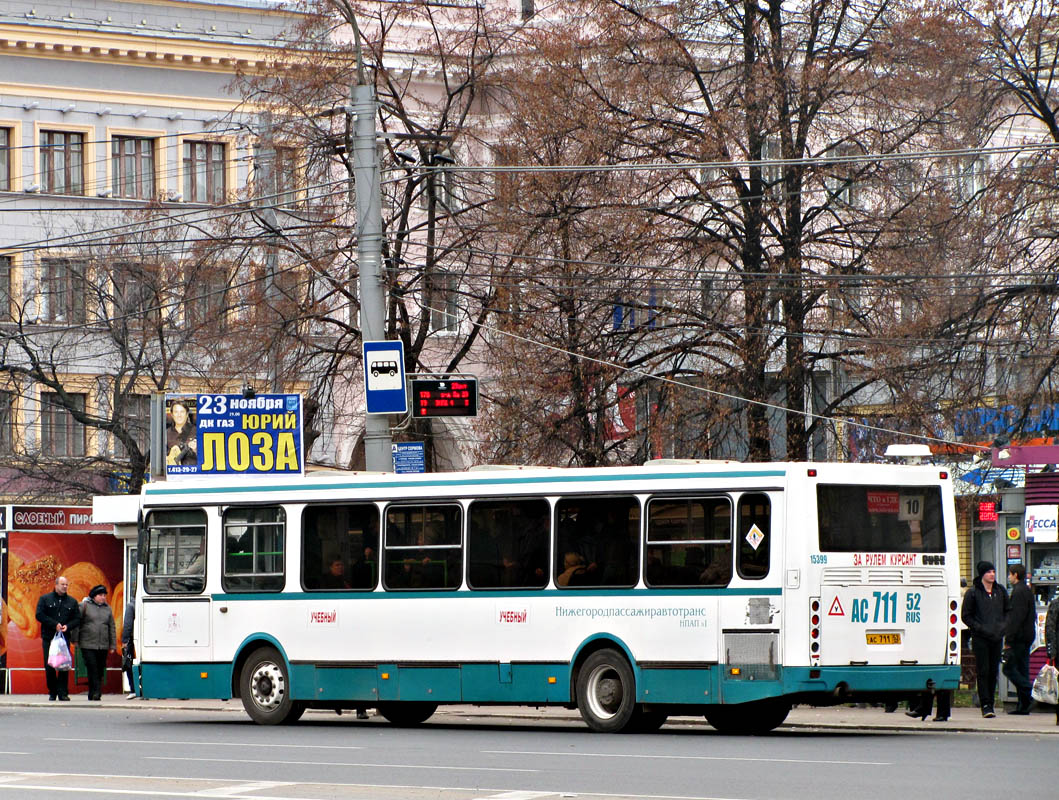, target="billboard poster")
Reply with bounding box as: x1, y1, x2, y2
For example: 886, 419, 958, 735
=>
1, 534, 7, 693
4, 530, 123, 694
166, 393, 304, 477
